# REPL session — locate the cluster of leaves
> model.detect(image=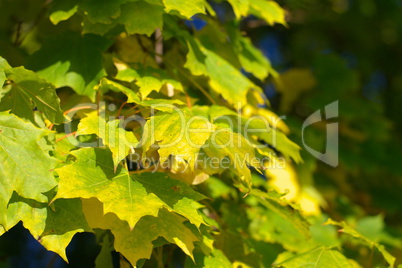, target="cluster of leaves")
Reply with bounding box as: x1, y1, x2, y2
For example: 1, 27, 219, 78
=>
0, 0, 400, 267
